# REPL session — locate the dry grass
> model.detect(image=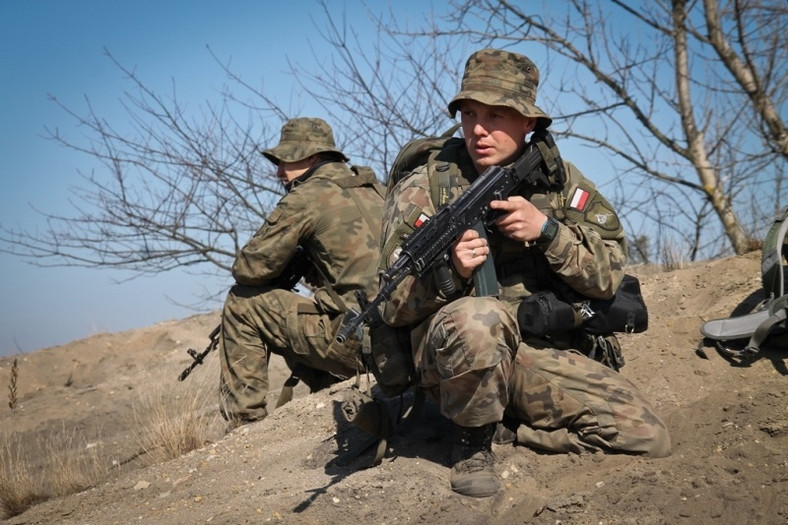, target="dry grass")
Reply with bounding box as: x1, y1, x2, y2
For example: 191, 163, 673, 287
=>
130, 368, 223, 464
0, 432, 47, 519
0, 426, 109, 519
661, 239, 688, 271
42, 426, 111, 497
1, 363, 222, 519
